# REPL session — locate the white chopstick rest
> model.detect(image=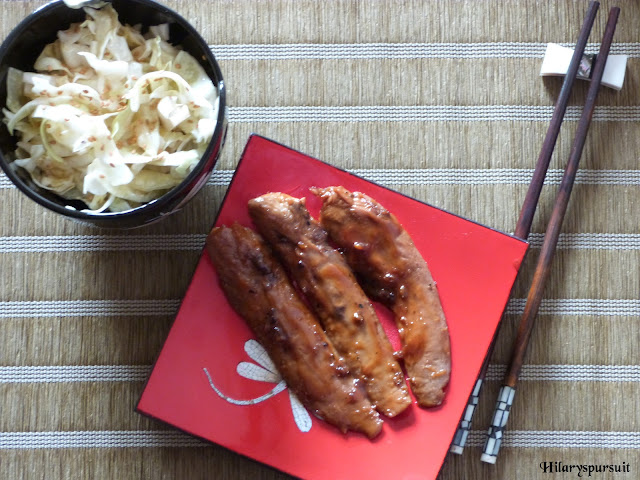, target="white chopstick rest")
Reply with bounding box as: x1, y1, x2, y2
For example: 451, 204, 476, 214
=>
540, 43, 627, 91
